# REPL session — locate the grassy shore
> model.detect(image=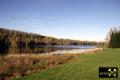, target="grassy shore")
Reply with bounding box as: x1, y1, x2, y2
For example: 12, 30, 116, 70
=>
14, 48, 120, 80
0, 53, 78, 80
0, 48, 101, 79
